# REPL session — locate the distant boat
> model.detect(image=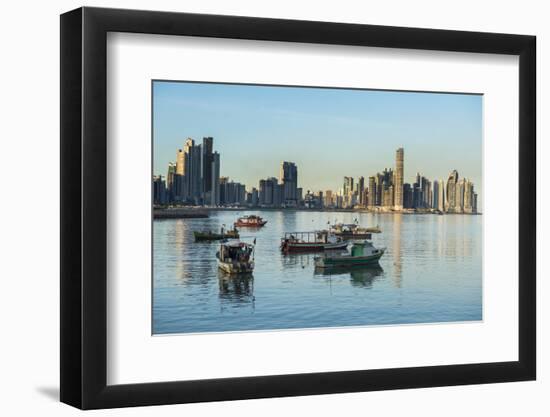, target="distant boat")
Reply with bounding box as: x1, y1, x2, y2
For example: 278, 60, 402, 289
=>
330, 223, 378, 239
193, 227, 239, 242
280, 230, 348, 253
216, 240, 255, 274
314, 240, 385, 268
234, 215, 267, 228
